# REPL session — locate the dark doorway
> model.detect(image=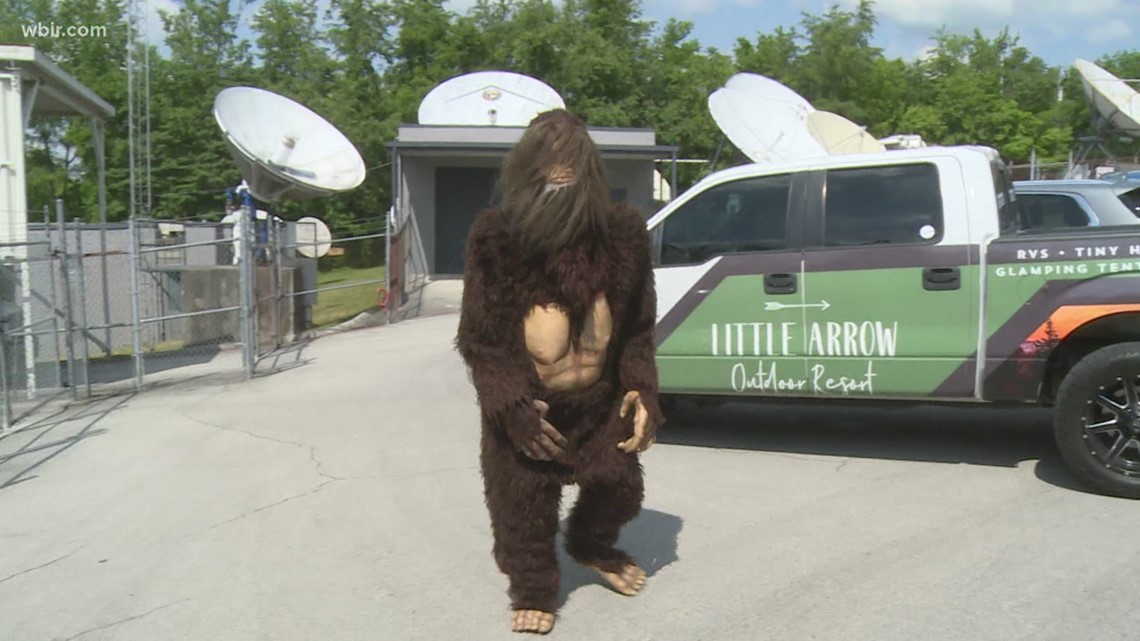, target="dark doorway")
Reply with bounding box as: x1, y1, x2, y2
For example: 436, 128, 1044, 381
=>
435, 167, 498, 275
